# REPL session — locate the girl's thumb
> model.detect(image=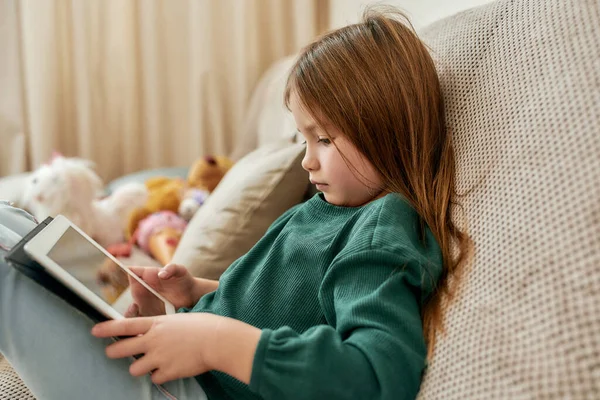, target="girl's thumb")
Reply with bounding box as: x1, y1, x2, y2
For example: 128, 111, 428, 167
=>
160, 263, 187, 279
158, 267, 171, 279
